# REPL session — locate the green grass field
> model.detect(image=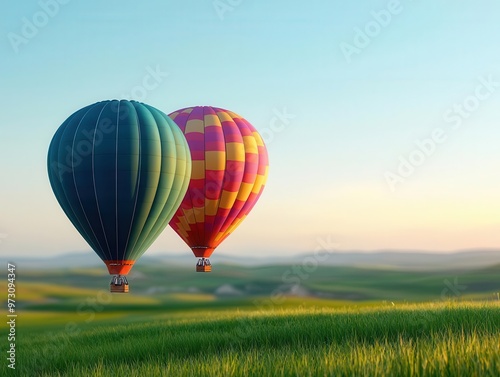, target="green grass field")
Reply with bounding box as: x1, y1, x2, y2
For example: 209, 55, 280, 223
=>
18, 302, 500, 376
8, 264, 500, 376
